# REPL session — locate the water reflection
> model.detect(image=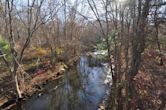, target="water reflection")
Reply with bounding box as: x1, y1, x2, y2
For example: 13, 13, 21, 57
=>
15, 56, 110, 110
